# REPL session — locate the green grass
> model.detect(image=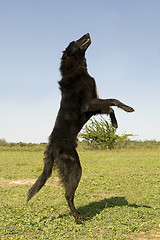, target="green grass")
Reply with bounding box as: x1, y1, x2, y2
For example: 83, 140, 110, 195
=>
0, 149, 160, 239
